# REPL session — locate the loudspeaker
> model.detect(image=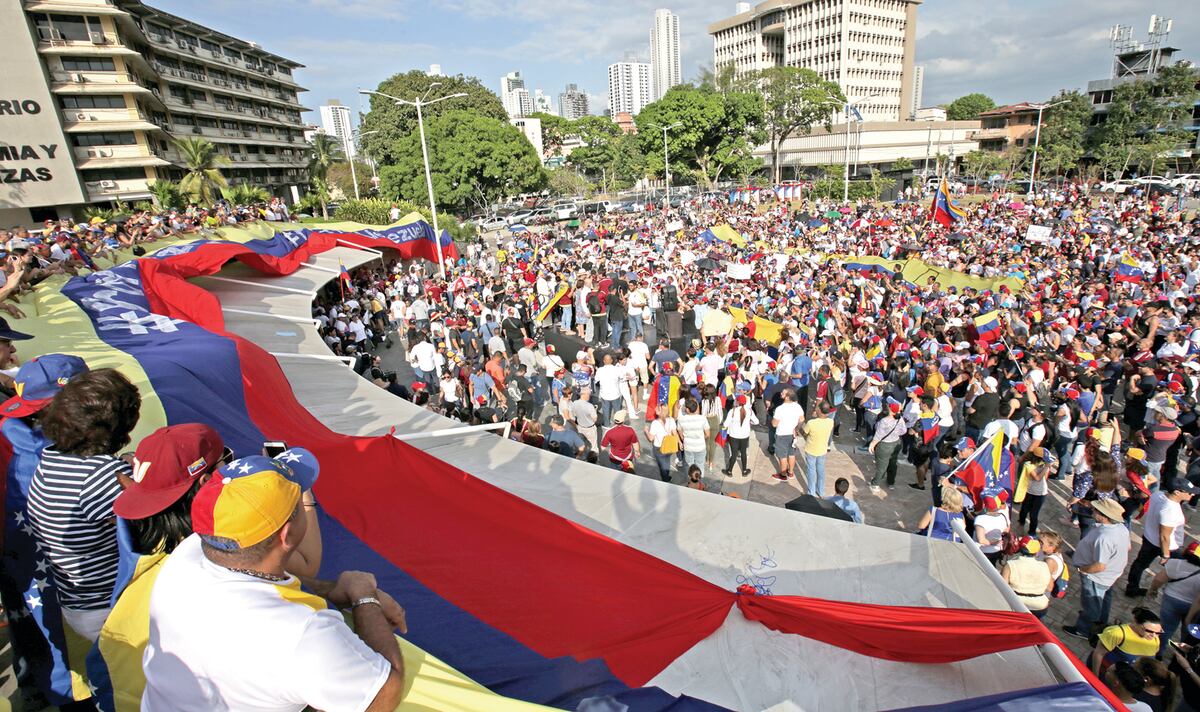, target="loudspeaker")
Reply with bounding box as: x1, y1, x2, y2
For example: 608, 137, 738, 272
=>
661, 284, 679, 312
663, 310, 683, 339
